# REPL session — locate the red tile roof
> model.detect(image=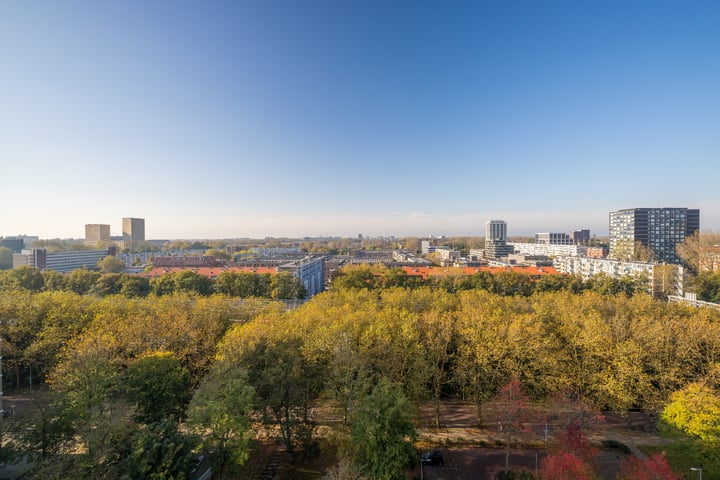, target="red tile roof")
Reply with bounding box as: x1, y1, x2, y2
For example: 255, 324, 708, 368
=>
399, 265, 559, 279
140, 266, 278, 278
